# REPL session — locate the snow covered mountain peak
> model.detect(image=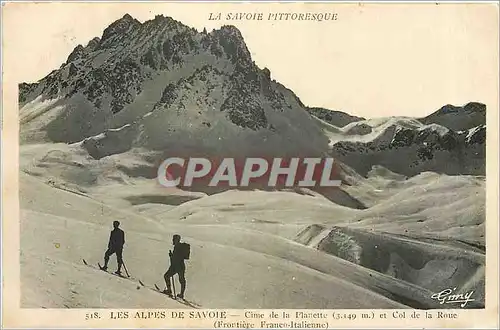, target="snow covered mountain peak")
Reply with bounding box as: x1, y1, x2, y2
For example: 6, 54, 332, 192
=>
327, 110, 486, 176
19, 14, 329, 161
